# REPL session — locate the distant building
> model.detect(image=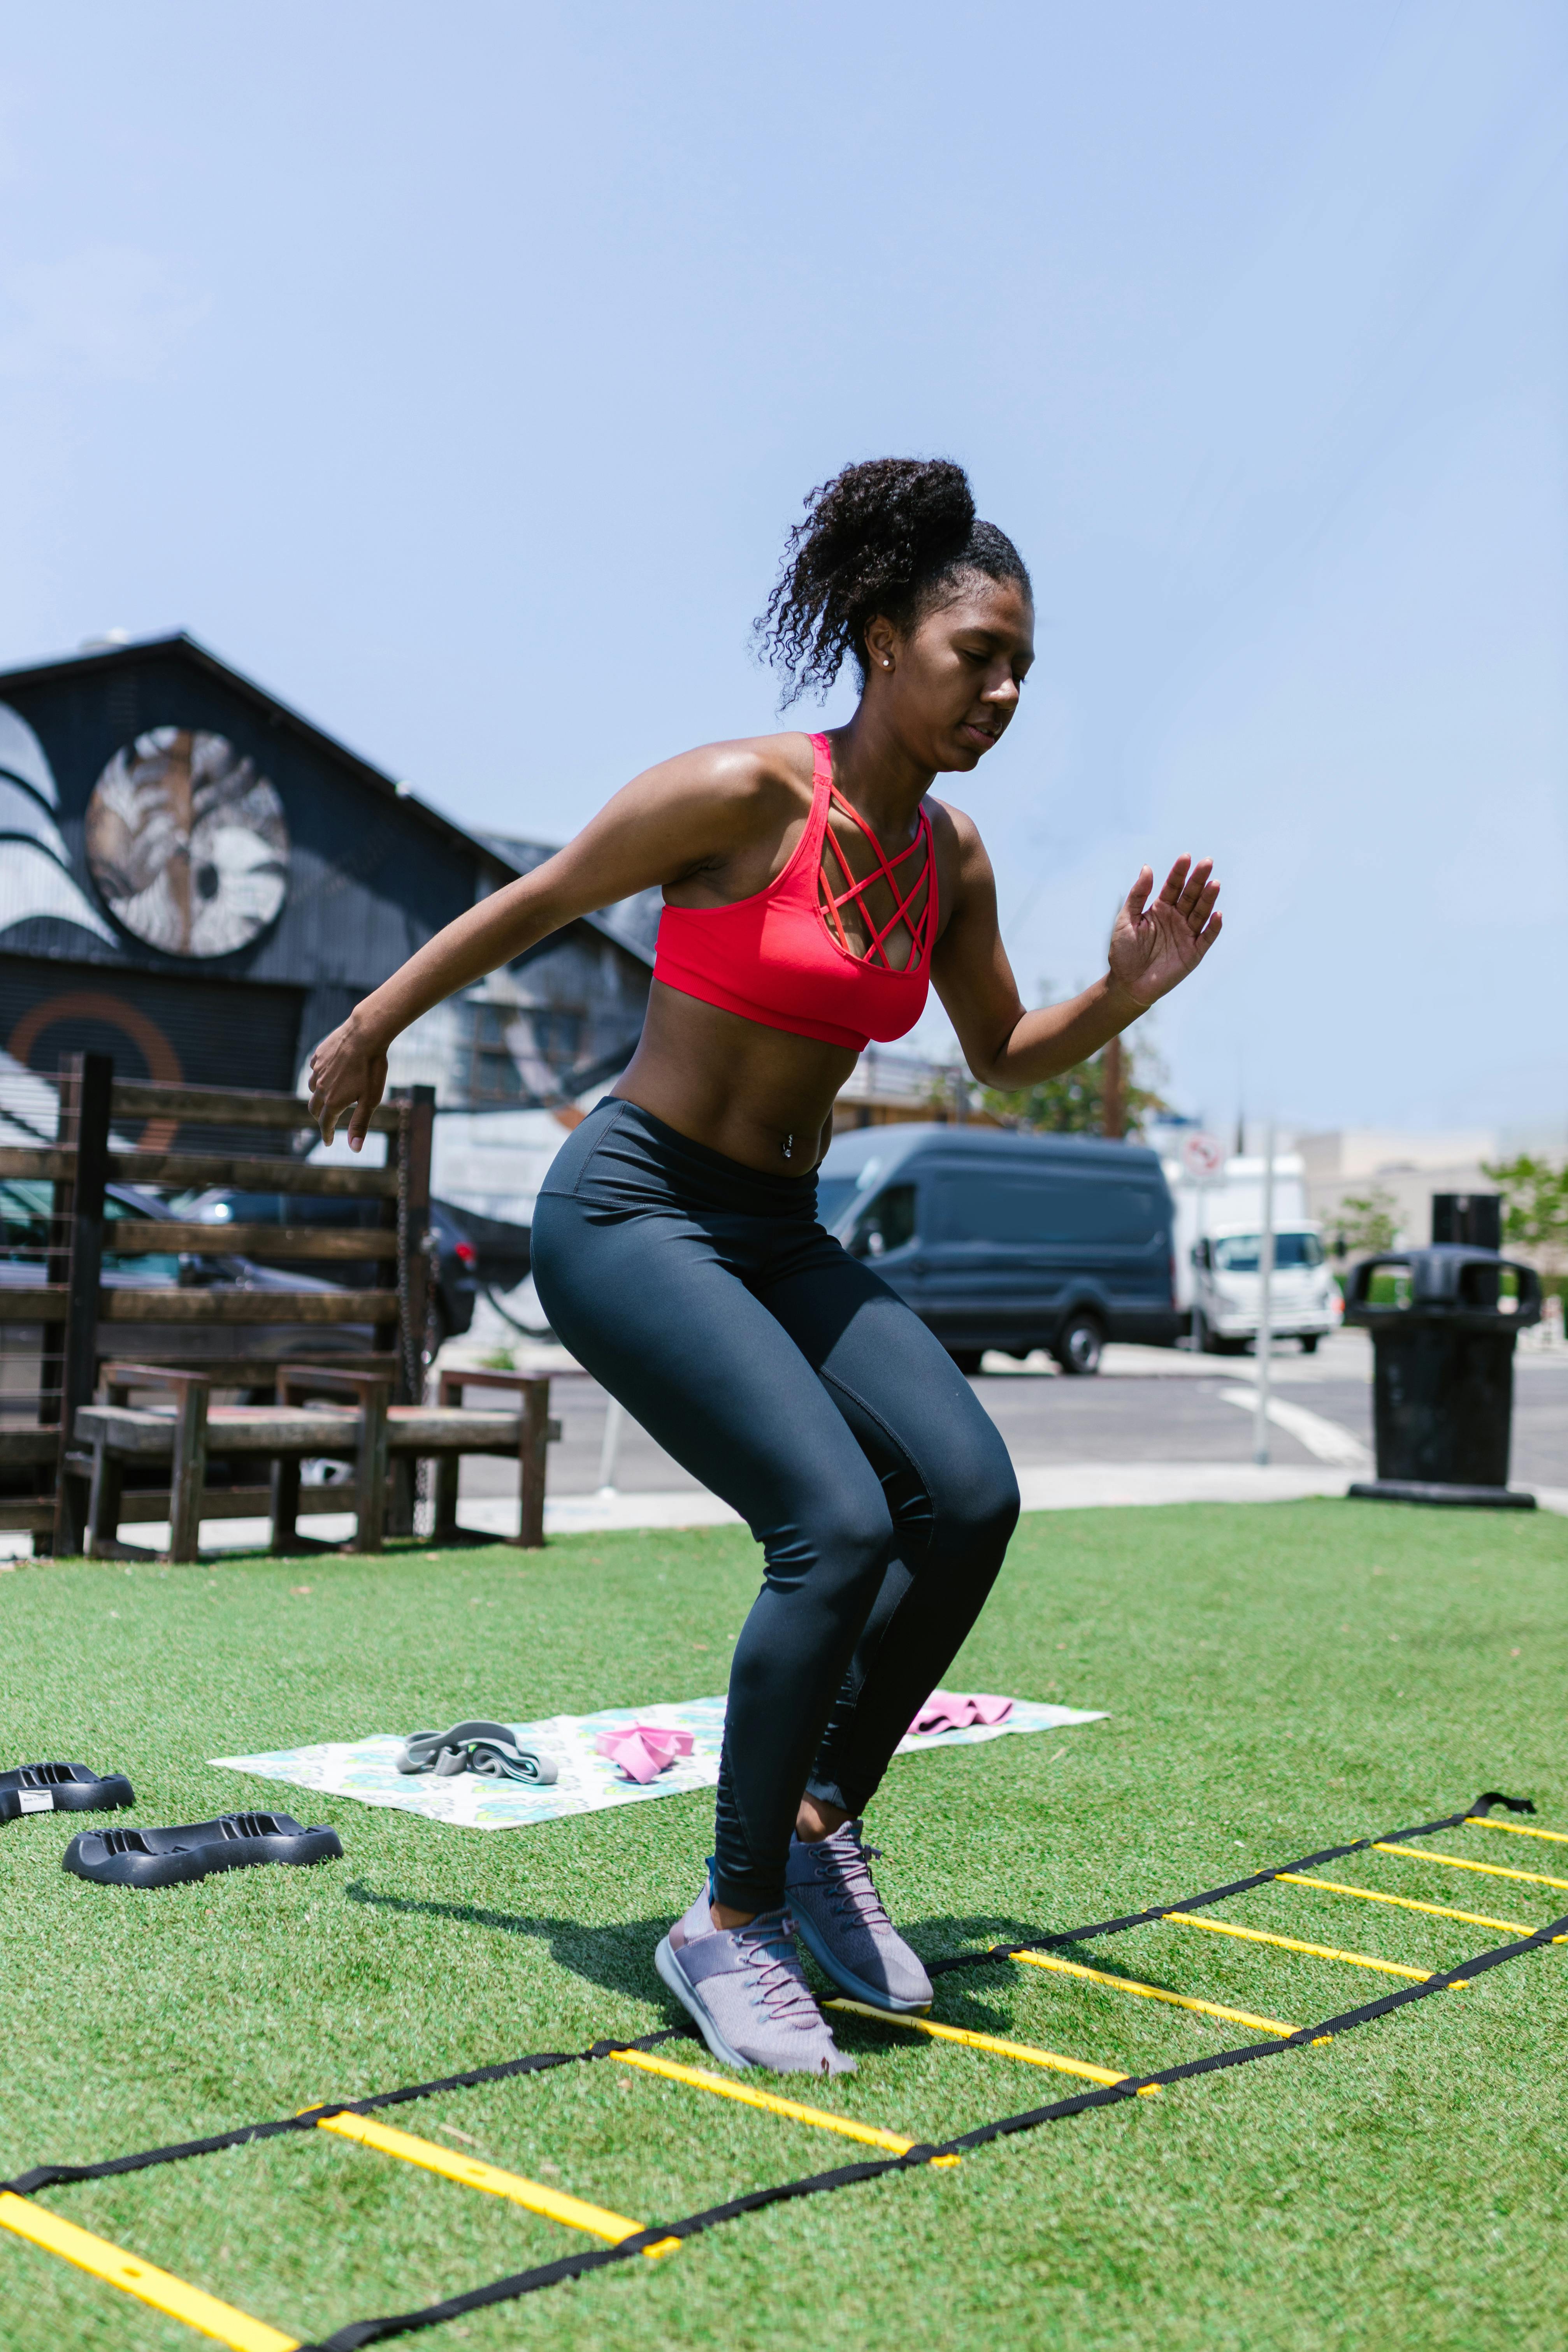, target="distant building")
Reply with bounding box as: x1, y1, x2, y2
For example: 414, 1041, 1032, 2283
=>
1296, 1129, 1499, 1251
0, 632, 652, 1214
830, 1046, 1000, 1131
